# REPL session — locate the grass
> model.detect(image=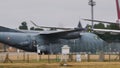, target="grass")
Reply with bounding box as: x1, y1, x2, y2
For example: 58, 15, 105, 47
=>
5, 59, 60, 63
0, 62, 120, 68
1, 53, 120, 68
